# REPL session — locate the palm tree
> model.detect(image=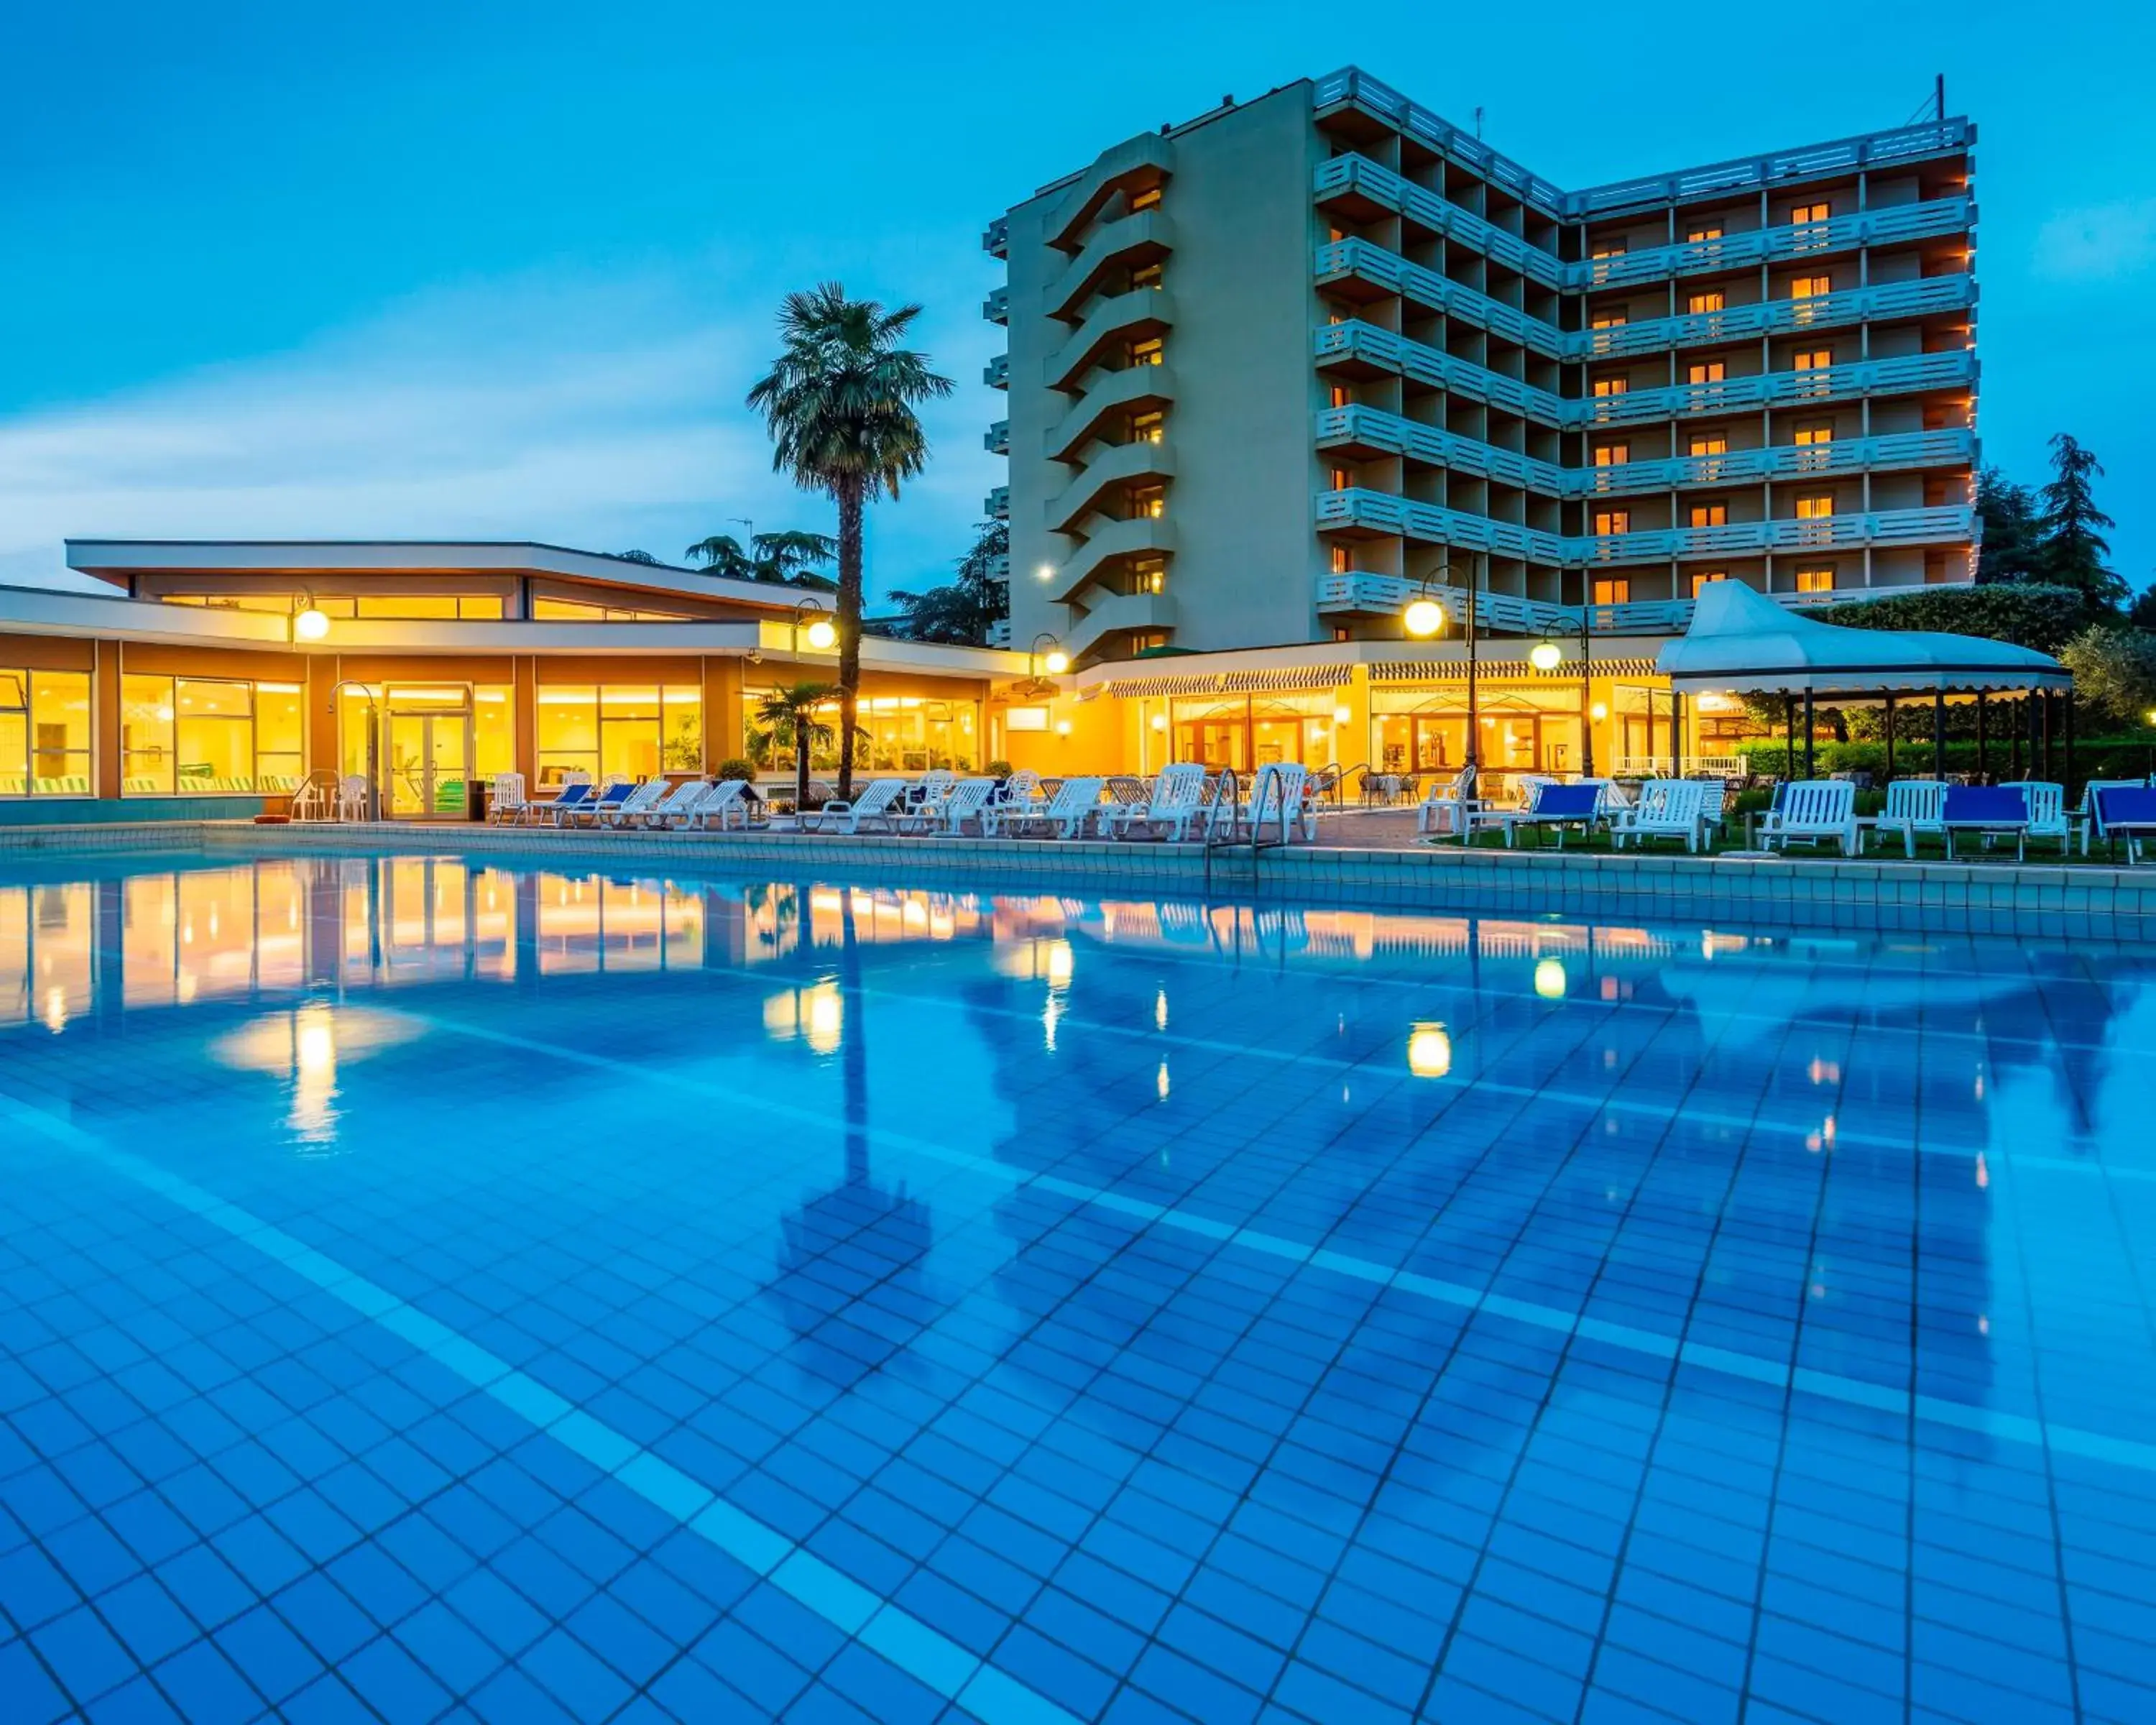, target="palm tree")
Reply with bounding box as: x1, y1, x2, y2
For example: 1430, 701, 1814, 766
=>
683, 534, 759, 581
755, 681, 836, 811
747, 284, 954, 799
683, 530, 839, 588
